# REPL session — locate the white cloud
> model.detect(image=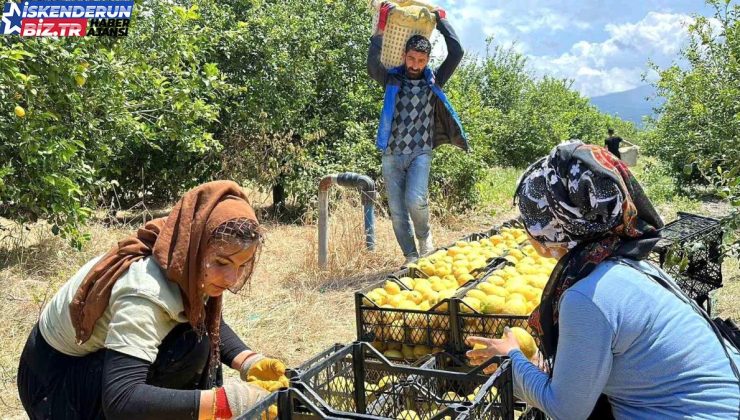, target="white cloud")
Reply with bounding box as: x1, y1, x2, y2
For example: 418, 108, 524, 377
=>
528, 11, 694, 97
512, 9, 591, 34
